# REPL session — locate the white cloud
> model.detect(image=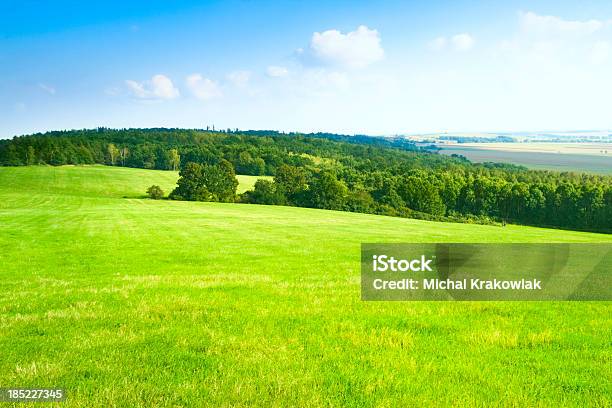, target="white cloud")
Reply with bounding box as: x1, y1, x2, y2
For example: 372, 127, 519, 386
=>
451, 33, 474, 51
310, 25, 384, 68
428, 34, 474, 52
104, 86, 122, 96
38, 83, 56, 95
260, 66, 354, 99
226, 70, 251, 87
186, 74, 222, 100
520, 11, 604, 35
125, 80, 146, 97
496, 12, 612, 66
267, 66, 289, 78
125, 74, 179, 100
428, 36, 447, 51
